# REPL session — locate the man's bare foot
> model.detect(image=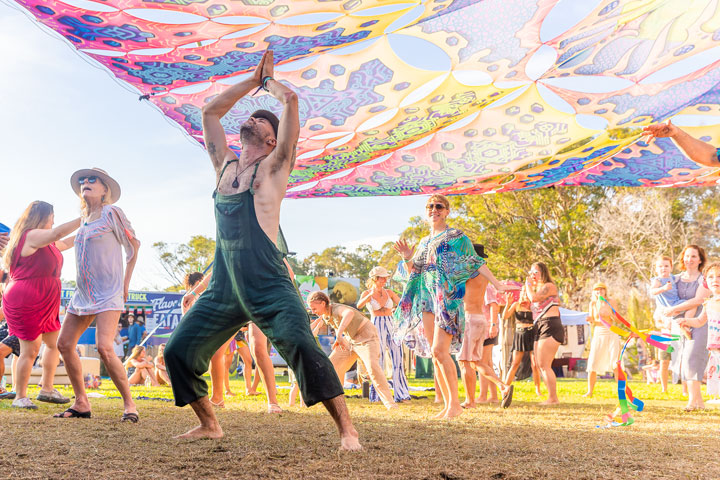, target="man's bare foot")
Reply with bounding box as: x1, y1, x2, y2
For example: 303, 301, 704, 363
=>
246, 390, 260, 396
460, 401, 476, 409
340, 429, 362, 452
268, 403, 283, 413
174, 424, 223, 440
444, 405, 463, 419
225, 390, 236, 397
